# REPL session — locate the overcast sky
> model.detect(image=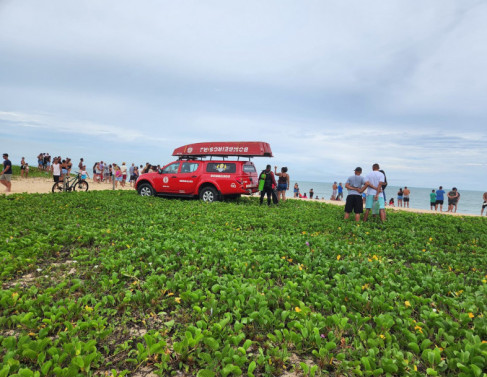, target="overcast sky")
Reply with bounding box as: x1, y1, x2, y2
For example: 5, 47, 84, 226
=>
1, 0, 486, 190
